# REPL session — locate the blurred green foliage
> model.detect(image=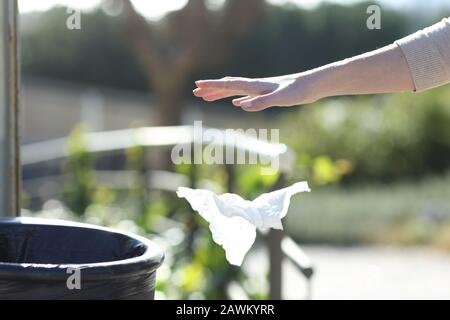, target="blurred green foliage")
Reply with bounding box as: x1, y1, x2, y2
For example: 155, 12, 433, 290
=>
56, 85, 450, 296
63, 125, 96, 215
21, 7, 147, 91
278, 87, 450, 183
23, 0, 450, 299
223, 2, 409, 78
60, 128, 291, 299
236, 165, 279, 198
21, 2, 413, 95
286, 172, 450, 247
